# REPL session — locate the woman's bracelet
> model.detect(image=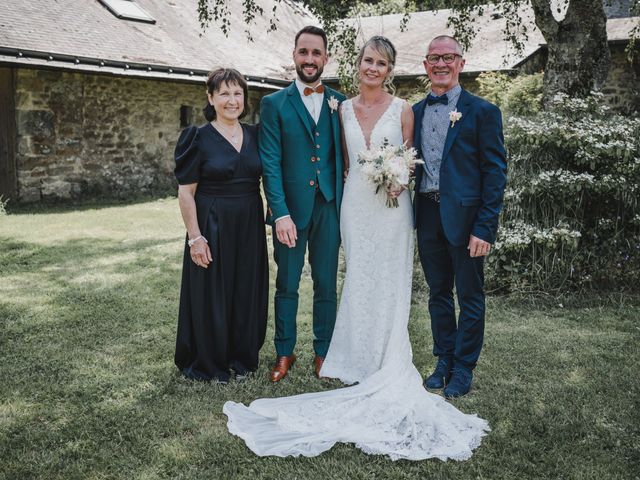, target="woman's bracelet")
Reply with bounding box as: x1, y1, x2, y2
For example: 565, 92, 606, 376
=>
187, 235, 207, 247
